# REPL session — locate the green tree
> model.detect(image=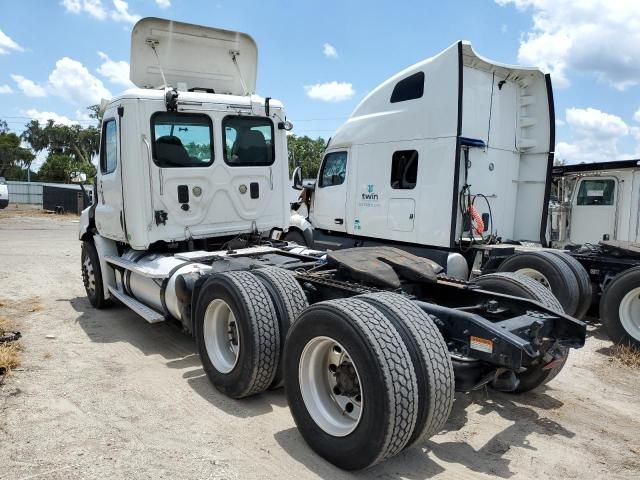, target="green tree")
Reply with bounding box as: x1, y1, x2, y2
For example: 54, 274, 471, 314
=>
287, 135, 326, 178
21, 116, 99, 182
0, 120, 35, 177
